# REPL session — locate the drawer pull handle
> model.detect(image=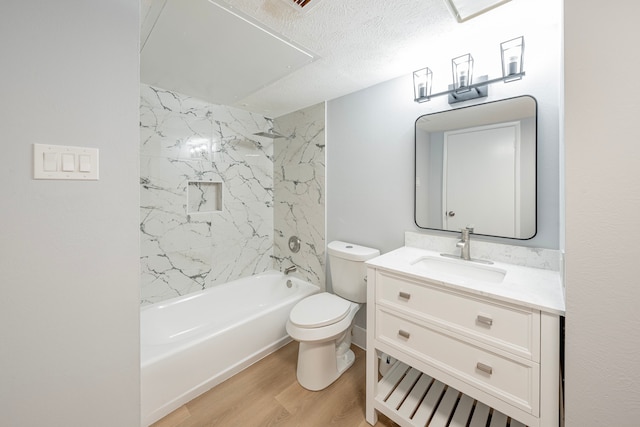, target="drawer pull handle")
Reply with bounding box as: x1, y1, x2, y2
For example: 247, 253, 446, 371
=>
398, 330, 411, 339
476, 362, 493, 375
477, 315, 493, 326
398, 291, 411, 300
